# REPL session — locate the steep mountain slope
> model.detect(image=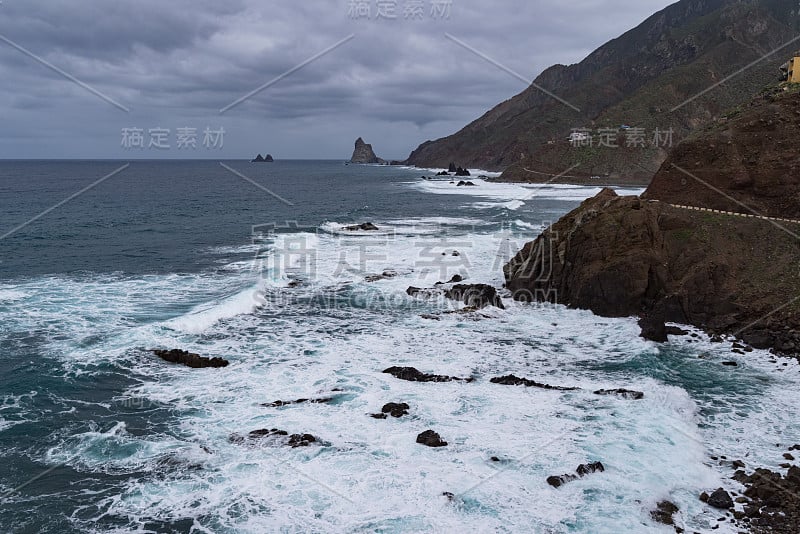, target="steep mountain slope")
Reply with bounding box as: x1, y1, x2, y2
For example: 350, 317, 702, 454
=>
643, 84, 800, 217
406, 0, 800, 184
